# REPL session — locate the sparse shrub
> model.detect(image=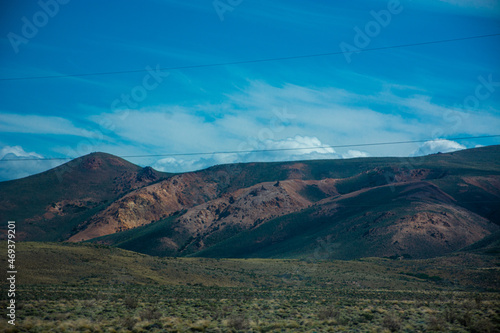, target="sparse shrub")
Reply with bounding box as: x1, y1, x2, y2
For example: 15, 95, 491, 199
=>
124, 296, 138, 309
190, 320, 210, 332
211, 307, 225, 320
474, 293, 483, 307
443, 306, 458, 324
83, 299, 96, 308
16, 302, 24, 311
140, 307, 162, 320
464, 299, 476, 311
95, 292, 108, 300
317, 307, 339, 321
457, 310, 472, 328
382, 314, 401, 332
143, 322, 163, 330
122, 316, 137, 330
360, 312, 375, 322
427, 316, 446, 331
222, 305, 232, 314
469, 317, 495, 333
227, 315, 248, 330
